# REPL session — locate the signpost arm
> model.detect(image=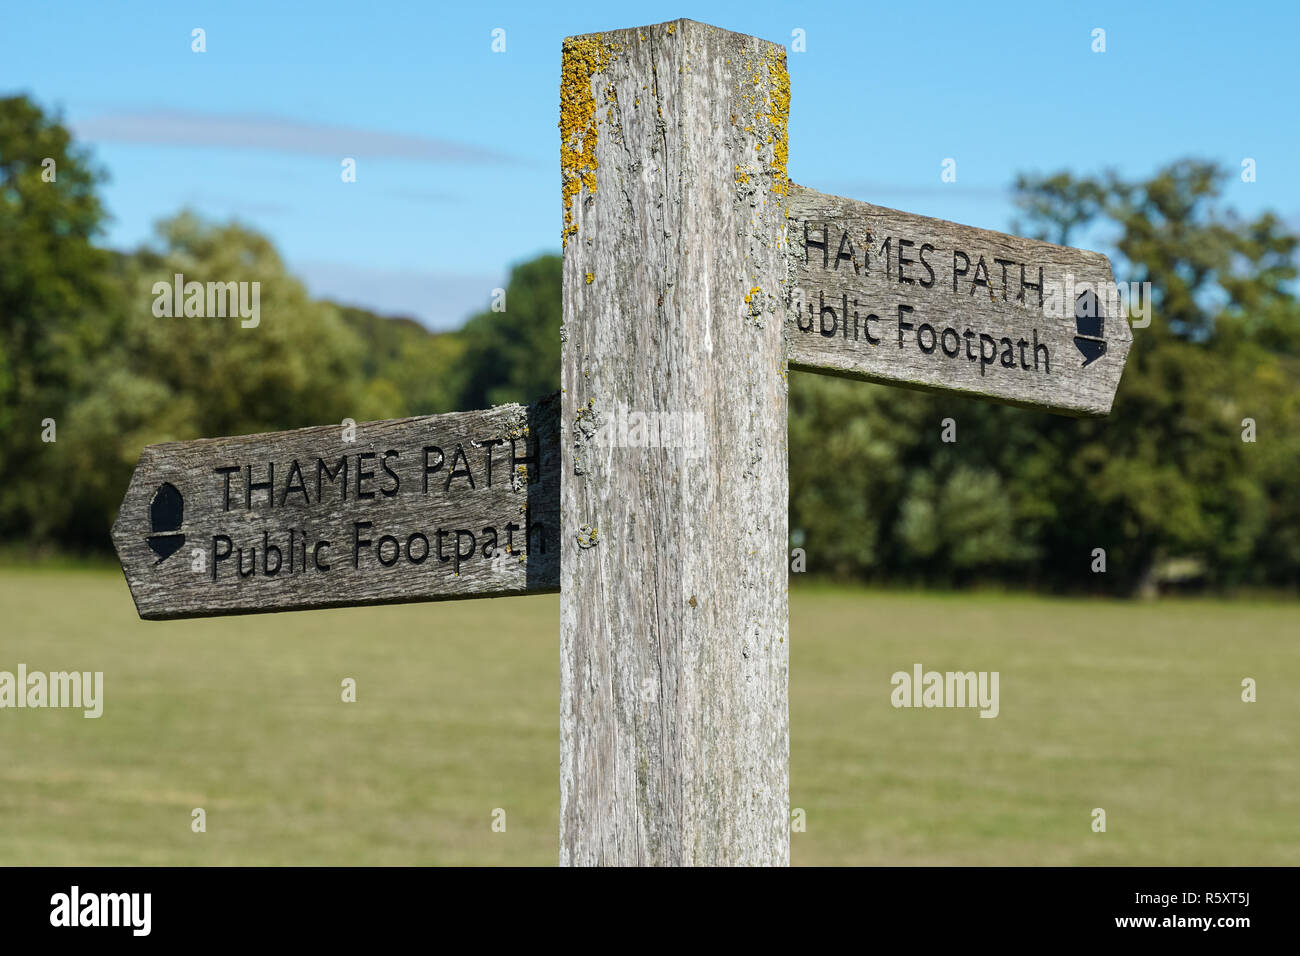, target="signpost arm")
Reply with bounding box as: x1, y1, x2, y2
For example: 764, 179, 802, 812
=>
560, 19, 791, 865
